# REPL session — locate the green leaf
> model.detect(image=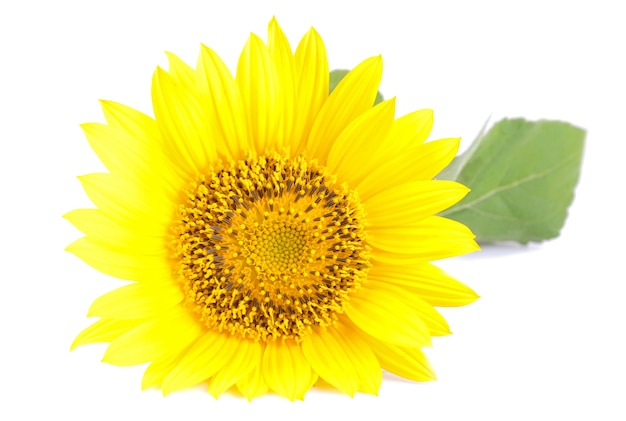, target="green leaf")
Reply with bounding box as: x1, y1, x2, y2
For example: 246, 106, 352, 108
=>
330, 69, 384, 105
438, 118, 585, 244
